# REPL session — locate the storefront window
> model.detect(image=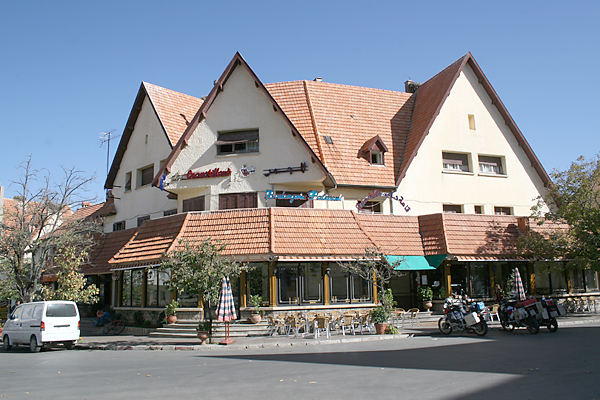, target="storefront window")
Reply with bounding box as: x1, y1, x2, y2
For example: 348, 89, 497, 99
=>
534, 263, 552, 295
550, 268, 568, 294
469, 263, 490, 298
132, 270, 143, 307
146, 269, 171, 308
247, 263, 269, 300
276, 263, 324, 305
329, 265, 349, 303
301, 263, 322, 304
351, 275, 371, 302
278, 265, 299, 305
585, 270, 599, 291
570, 269, 586, 293
122, 270, 131, 307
